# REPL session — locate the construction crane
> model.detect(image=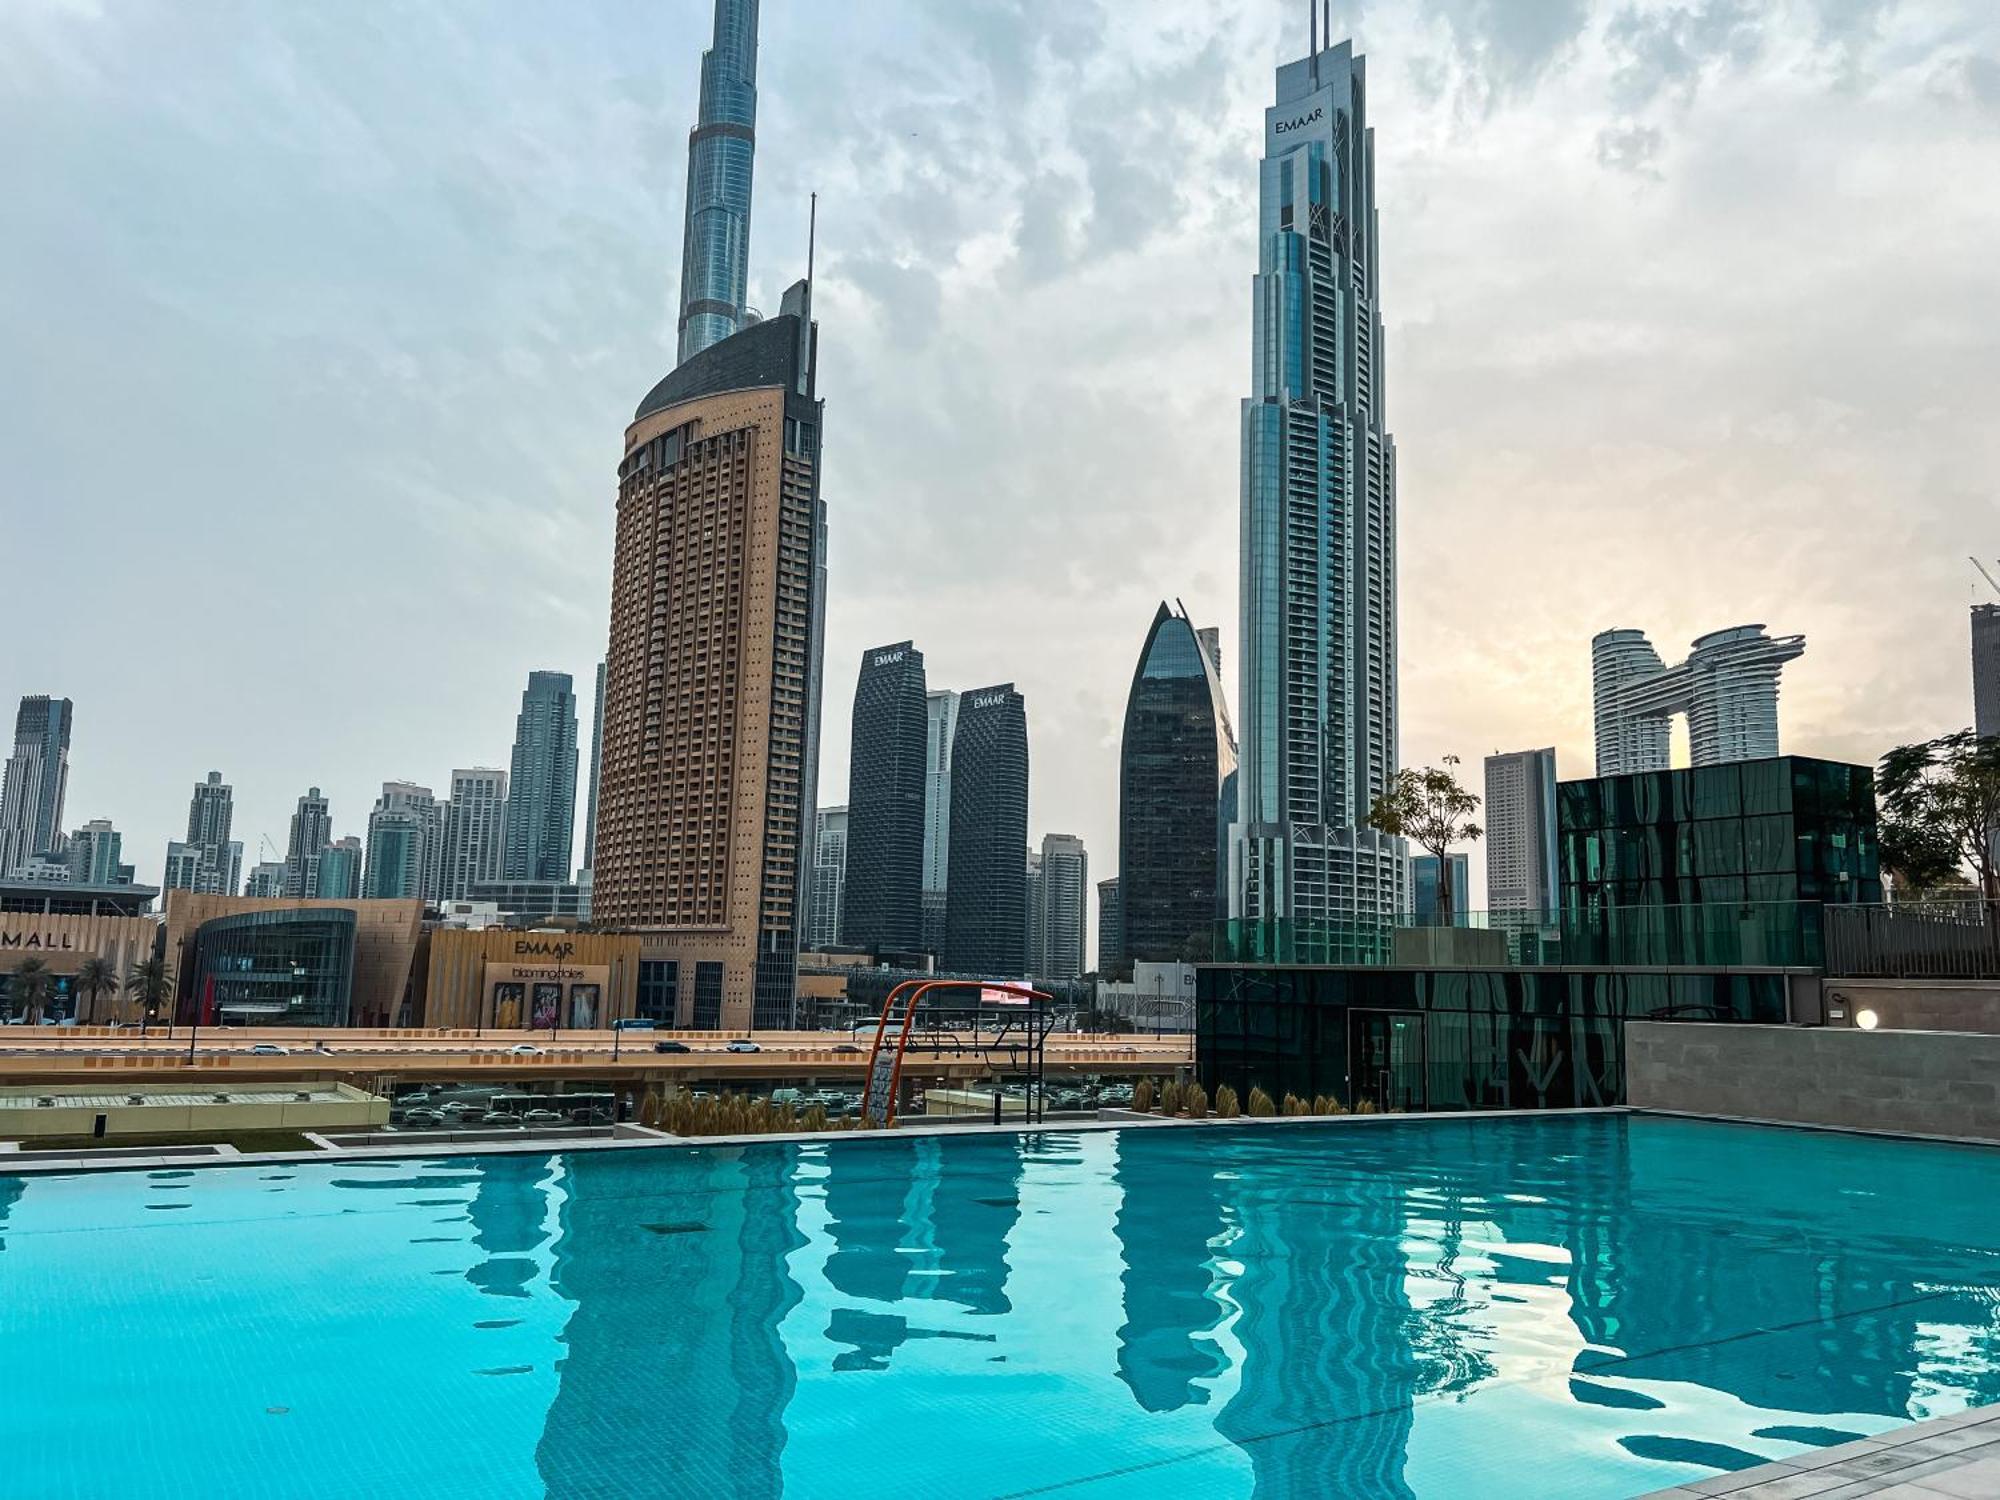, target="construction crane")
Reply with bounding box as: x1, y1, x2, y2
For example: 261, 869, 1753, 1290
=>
1972, 557, 2000, 601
